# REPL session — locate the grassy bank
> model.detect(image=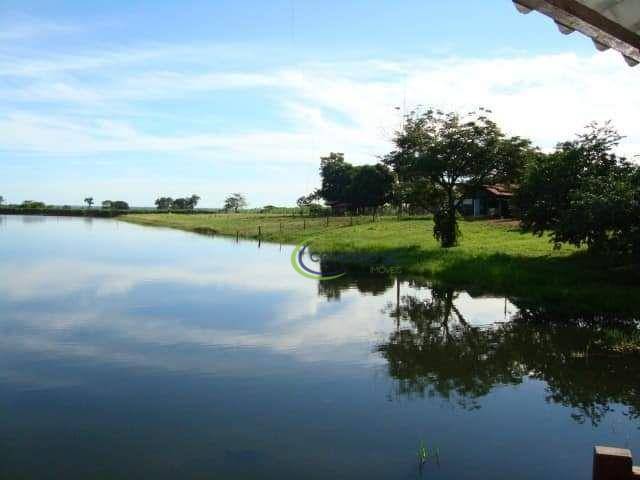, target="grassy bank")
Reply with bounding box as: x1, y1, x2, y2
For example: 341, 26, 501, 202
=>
122, 213, 640, 313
